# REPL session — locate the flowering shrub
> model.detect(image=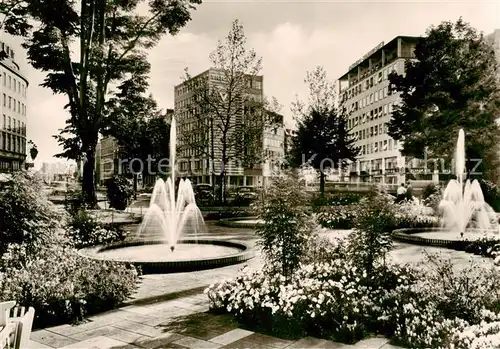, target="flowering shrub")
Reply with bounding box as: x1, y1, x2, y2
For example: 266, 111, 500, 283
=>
311, 192, 366, 208
0, 239, 139, 328
393, 200, 438, 229
0, 172, 60, 254
316, 204, 359, 229
66, 209, 127, 248
206, 253, 500, 348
